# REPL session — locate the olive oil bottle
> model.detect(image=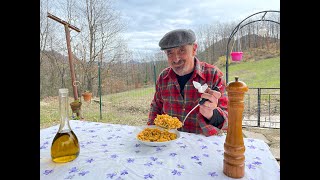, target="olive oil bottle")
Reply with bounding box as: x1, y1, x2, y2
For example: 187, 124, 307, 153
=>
51, 88, 80, 163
